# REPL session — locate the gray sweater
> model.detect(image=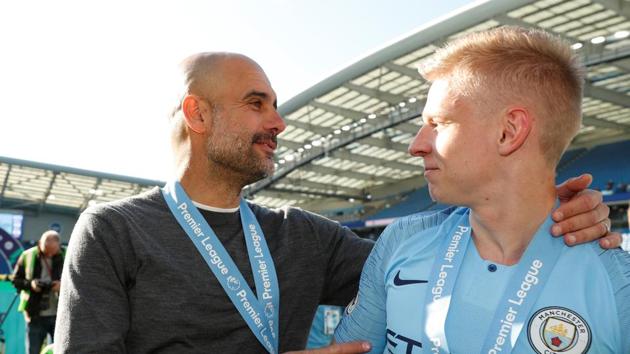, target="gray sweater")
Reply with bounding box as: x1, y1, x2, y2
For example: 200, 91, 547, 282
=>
54, 188, 373, 353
